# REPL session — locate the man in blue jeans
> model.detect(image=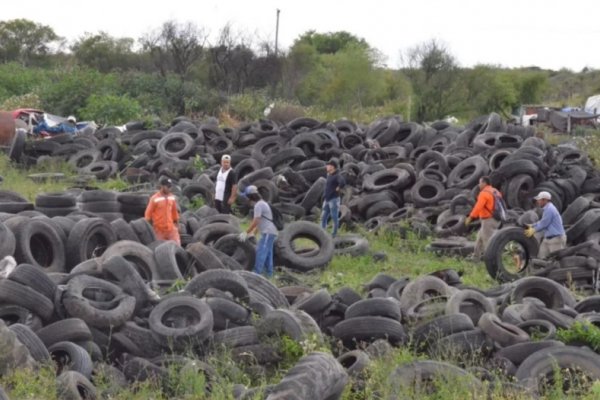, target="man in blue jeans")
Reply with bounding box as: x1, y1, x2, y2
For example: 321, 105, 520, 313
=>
238, 185, 278, 277
321, 159, 345, 237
